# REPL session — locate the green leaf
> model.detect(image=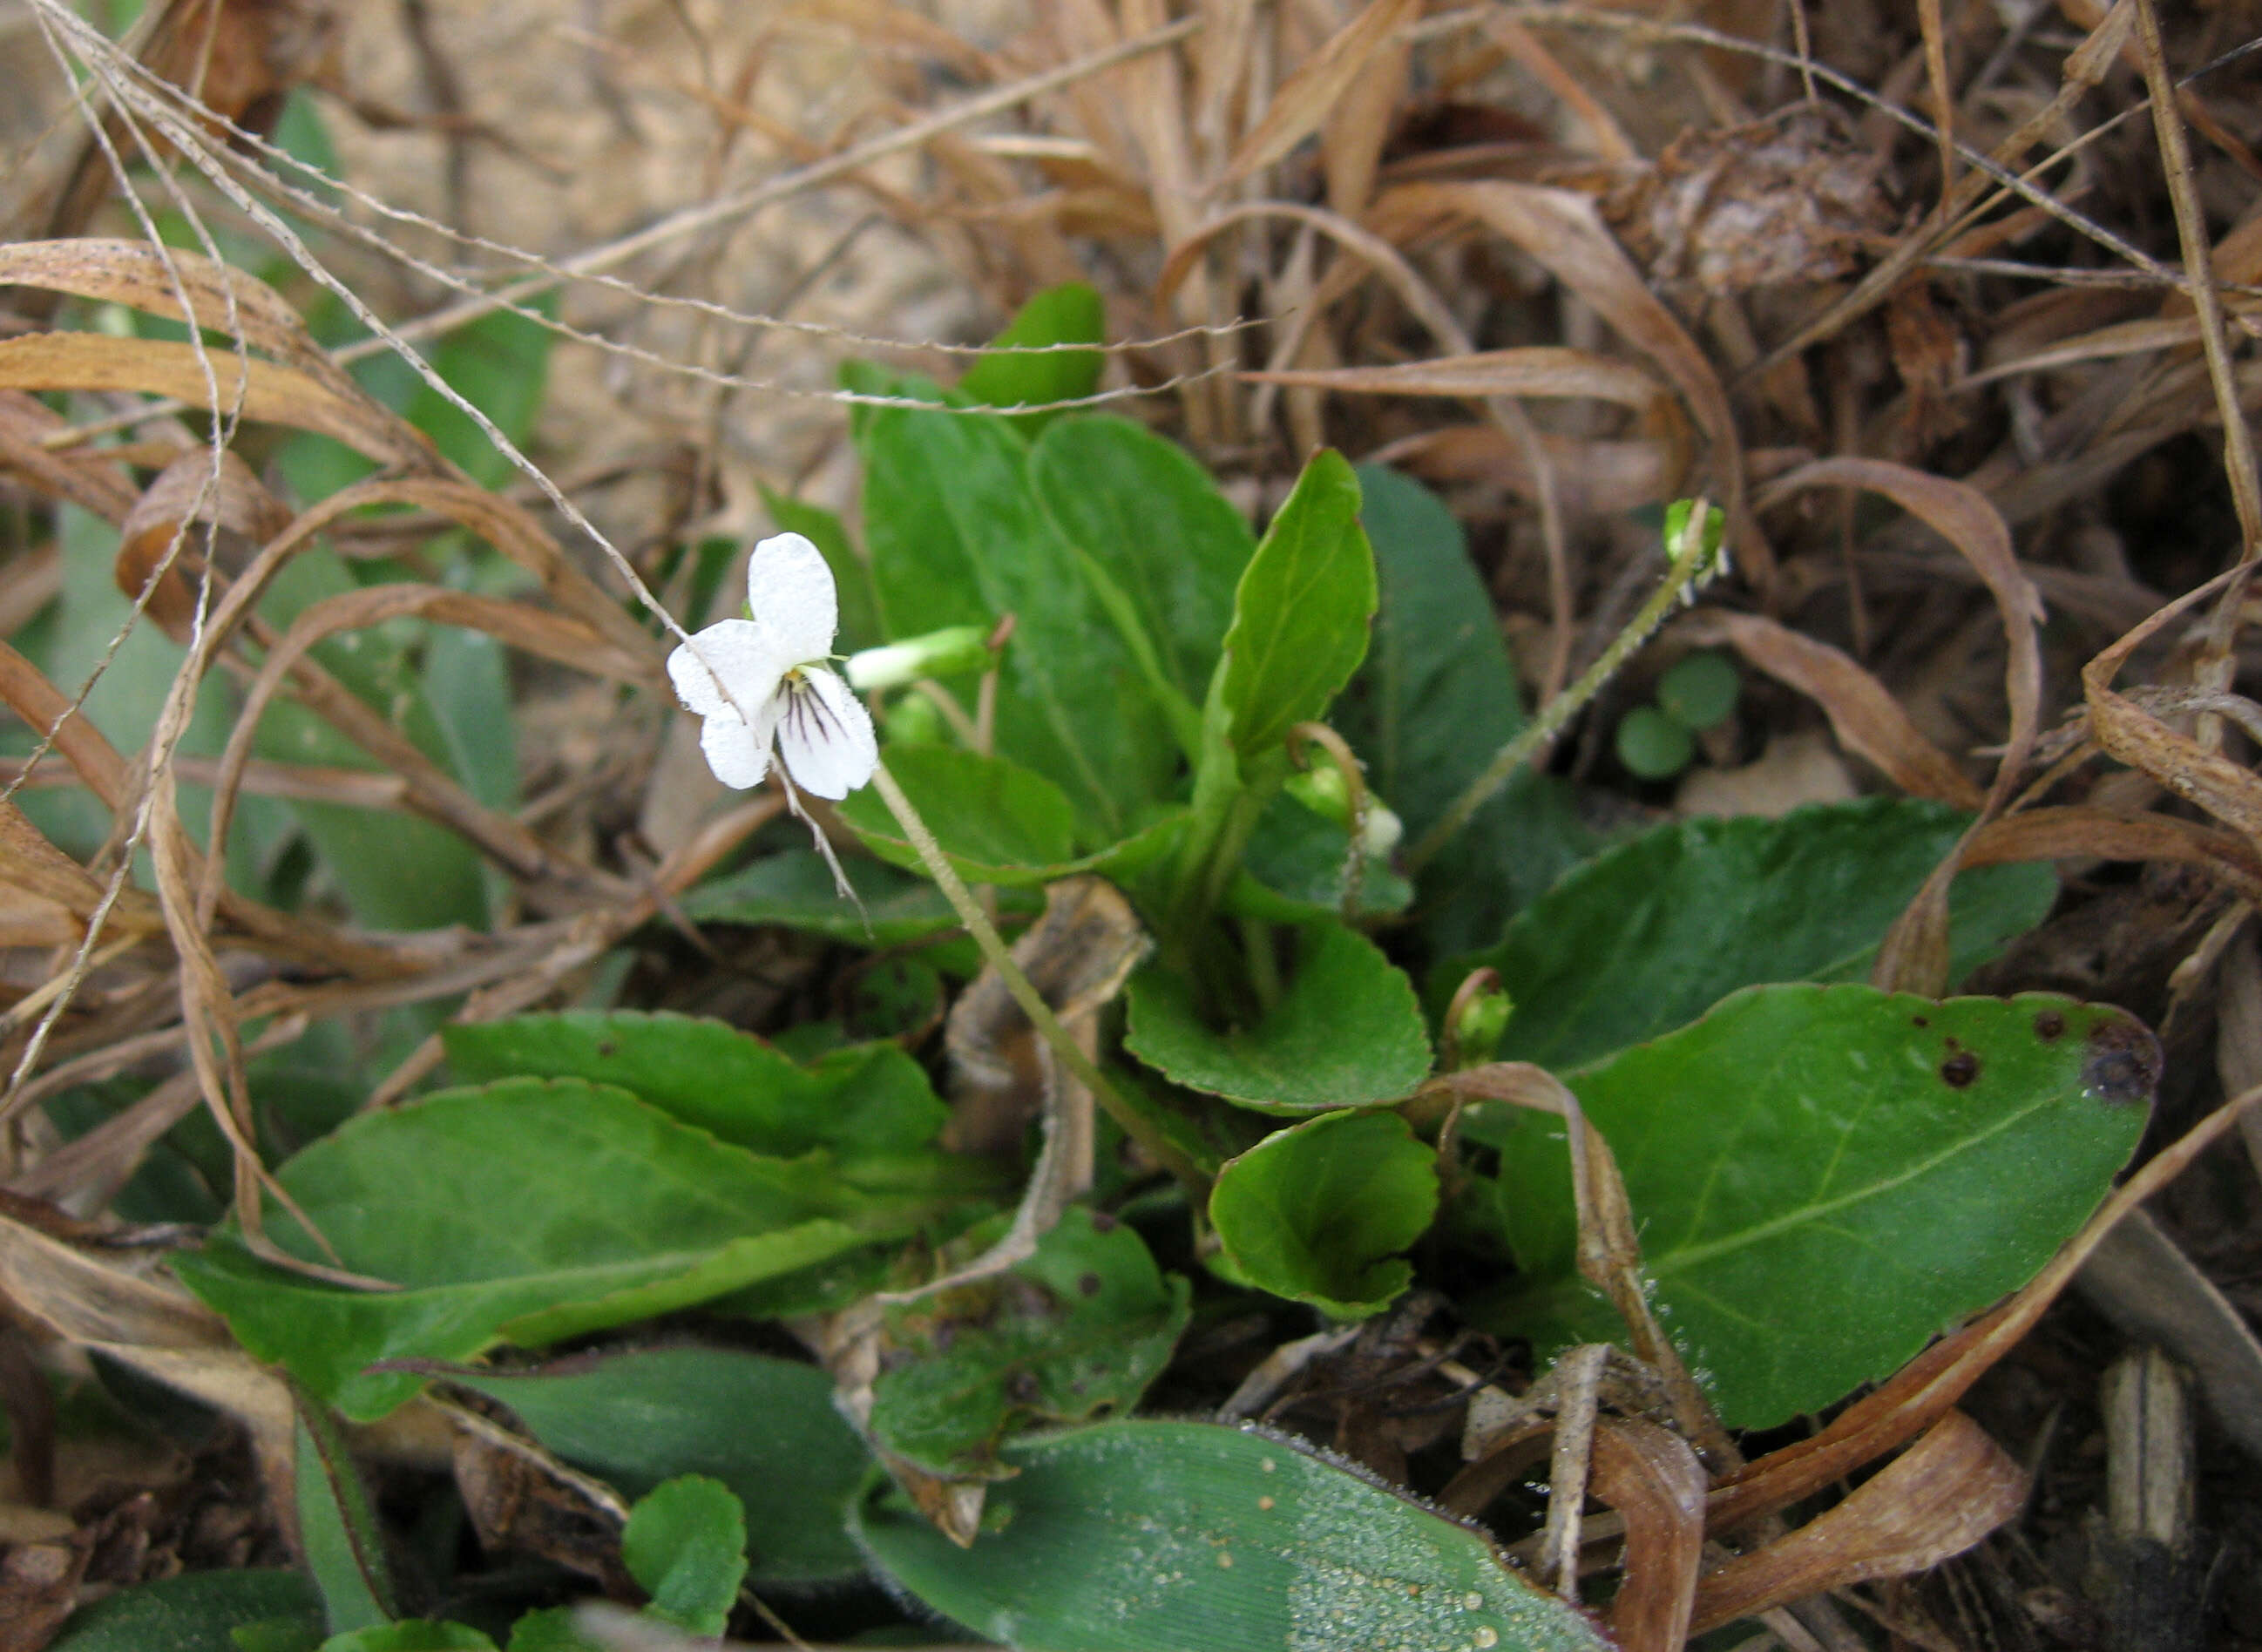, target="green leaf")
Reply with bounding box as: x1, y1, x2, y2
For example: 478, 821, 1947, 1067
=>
1615, 706, 1694, 778
839, 744, 1074, 880
1465, 986, 2157, 1427
1336, 464, 1589, 955
294, 1403, 394, 1634
1125, 923, 1431, 1114
1217, 450, 1375, 768
448, 1347, 870, 1584
173, 1080, 897, 1419
1209, 1109, 1438, 1318
621, 1476, 749, 1638
868, 1209, 1189, 1479
840, 746, 1186, 888
317, 1624, 496, 1652
50, 1572, 321, 1652
958, 282, 1104, 430
850, 1418, 1612, 1652
757, 486, 883, 655
1030, 416, 1252, 728
500, 1609, 596, 1652
1228, 789, 1411, 921
1448, 798, 2060, 1073
681, 849, 1040, 944
403, 297, 556, 491
859, 403, 1170, 835
1656, 651, 1740, 731
440, 1011, 946, 1158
